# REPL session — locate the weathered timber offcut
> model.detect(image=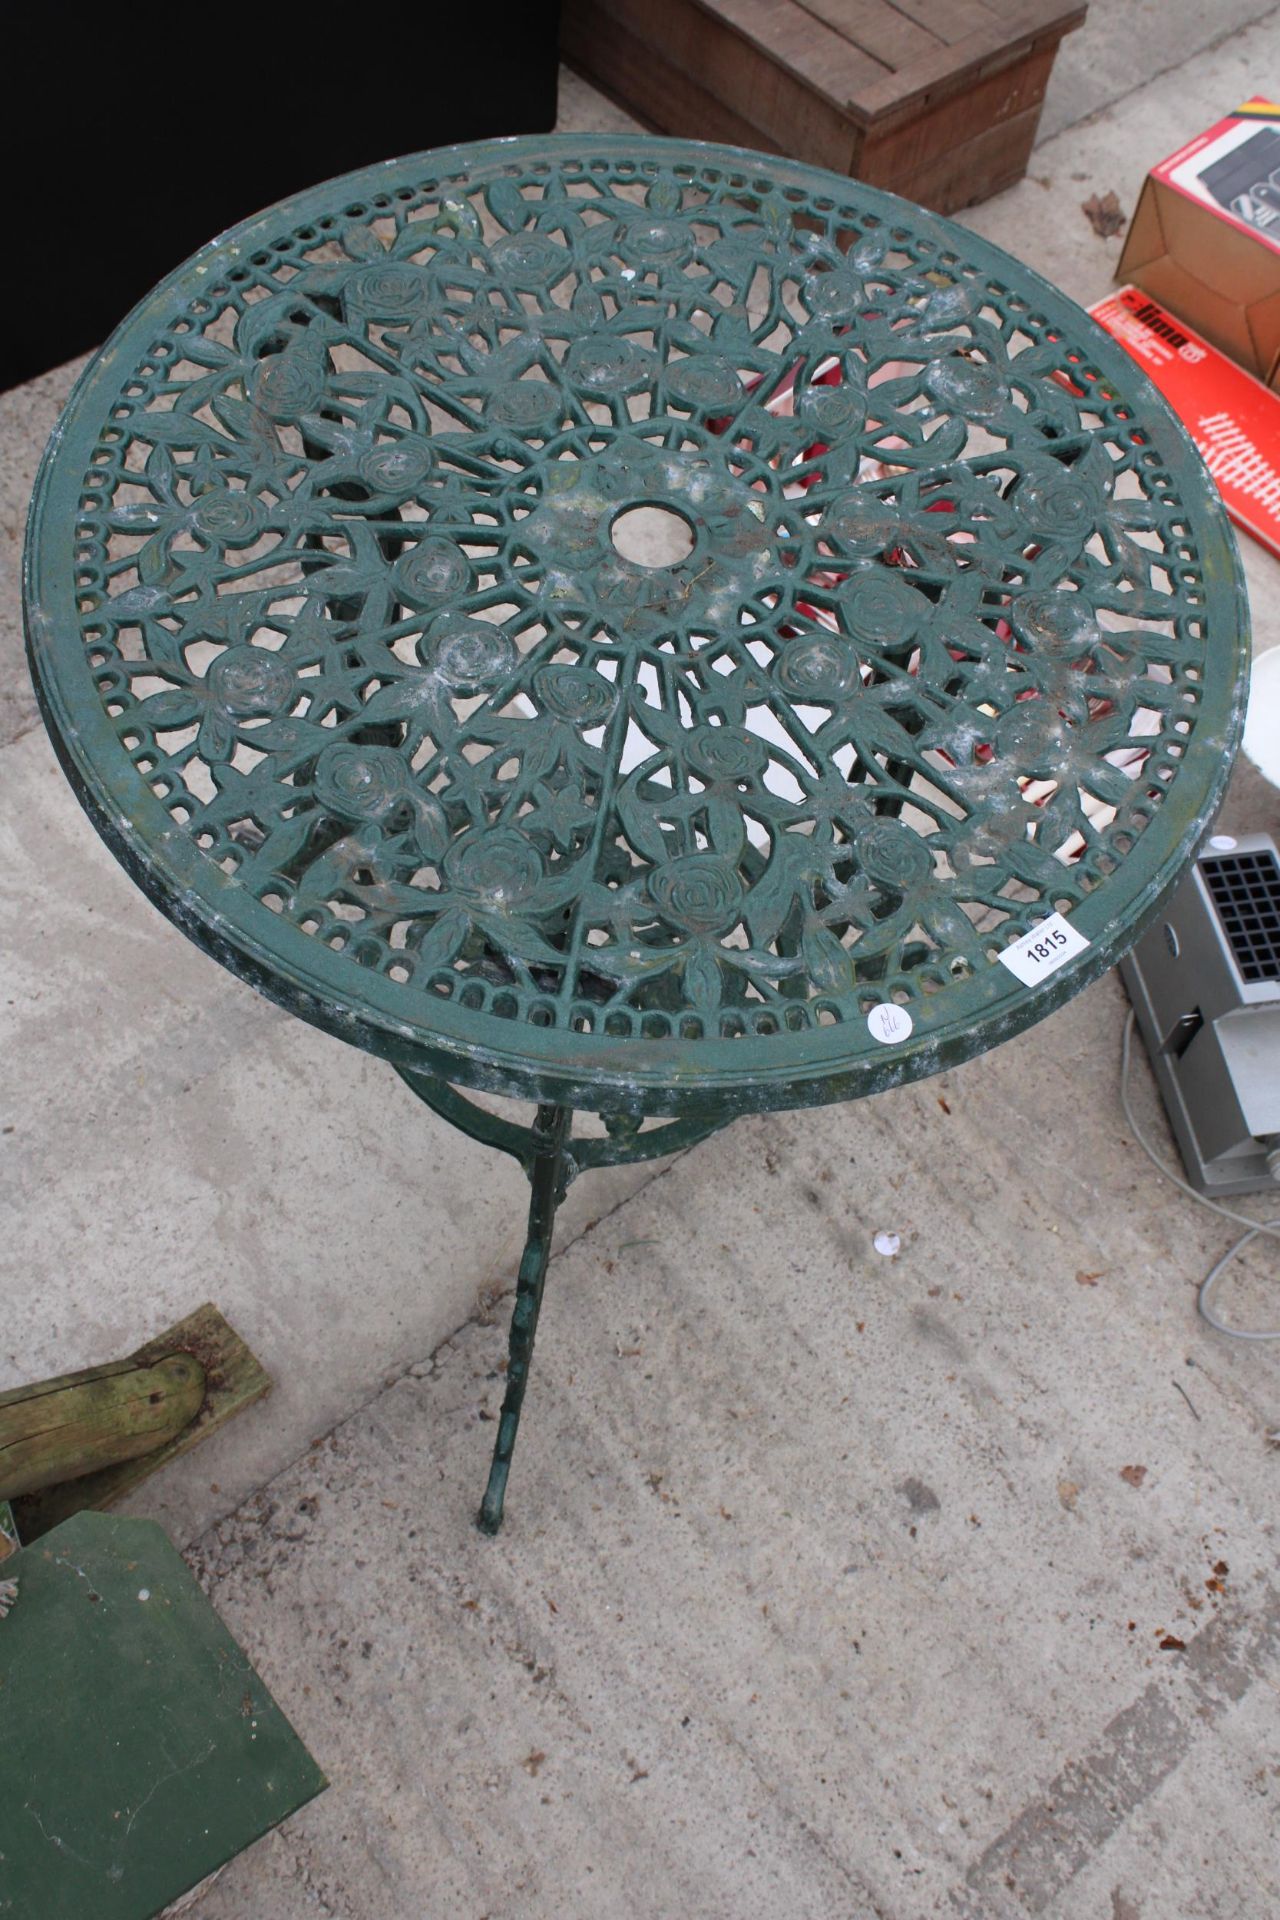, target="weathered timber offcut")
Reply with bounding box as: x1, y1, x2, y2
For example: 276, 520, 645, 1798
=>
9, 1304, 270, 1537
0, 1353, 205, 1500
